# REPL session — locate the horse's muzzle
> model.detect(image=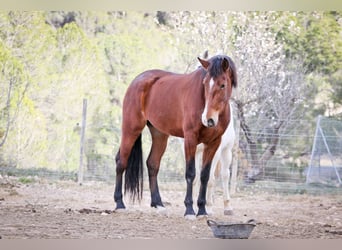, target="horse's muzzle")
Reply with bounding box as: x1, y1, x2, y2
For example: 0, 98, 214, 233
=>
201, 110, 218, 127
207, 118, 215, 127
